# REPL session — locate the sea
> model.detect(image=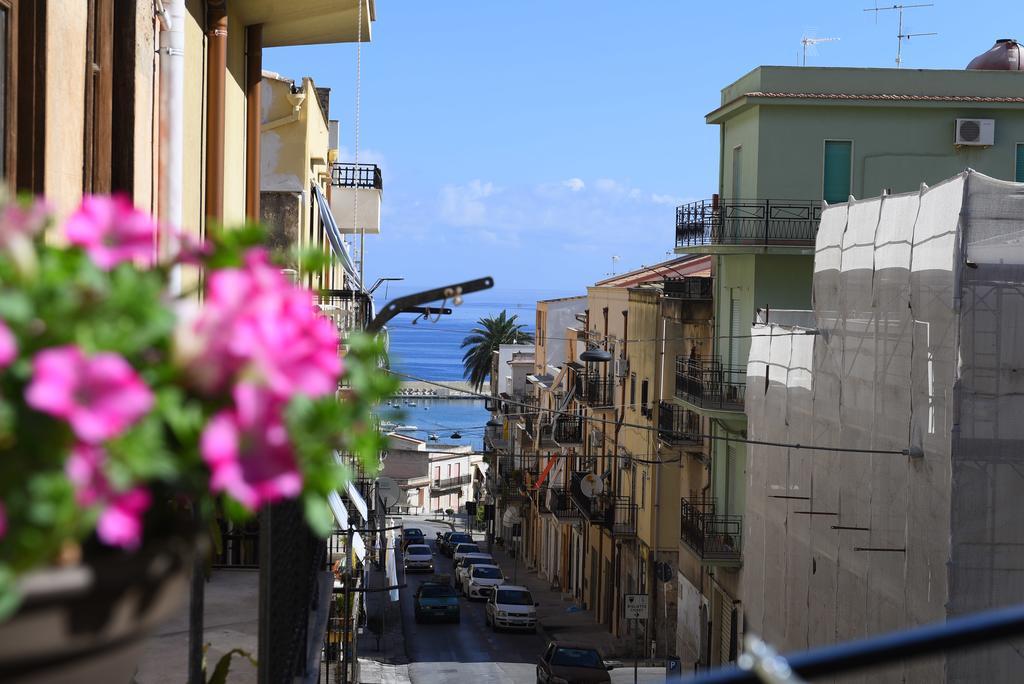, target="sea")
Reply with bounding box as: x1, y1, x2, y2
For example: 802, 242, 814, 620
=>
373, 286, 576, 451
